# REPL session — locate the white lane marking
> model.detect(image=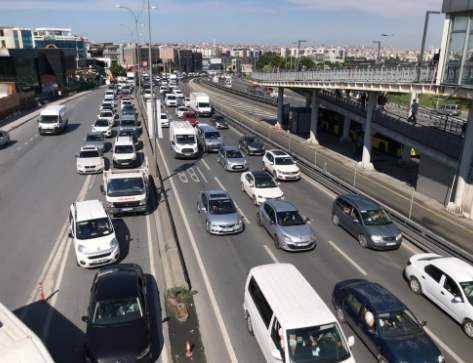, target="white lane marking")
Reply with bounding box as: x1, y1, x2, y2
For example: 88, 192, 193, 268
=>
425, 327, 466, 363
9, 153, 14, 157
264, 245, 280, 264
328, 240, 368, 276
24, 142, 28, 146
155, 139, 239, 363
17, 147, 22, 150
35, 134, 38, 137
201, 158, 211, 170
20, 174, 93, 321
401, 240, 422, 254
214, 176, 226, 190
301, 174, 337, 199
197, 166, 208, 184
89, 175, 95, 190
30, 137, 34, 141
